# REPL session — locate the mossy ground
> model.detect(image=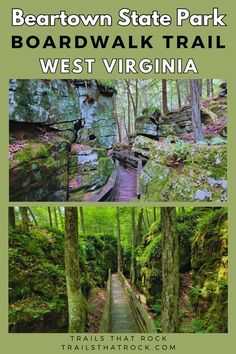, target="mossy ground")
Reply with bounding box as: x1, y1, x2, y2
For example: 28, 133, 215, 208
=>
140, 142, 227, 202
